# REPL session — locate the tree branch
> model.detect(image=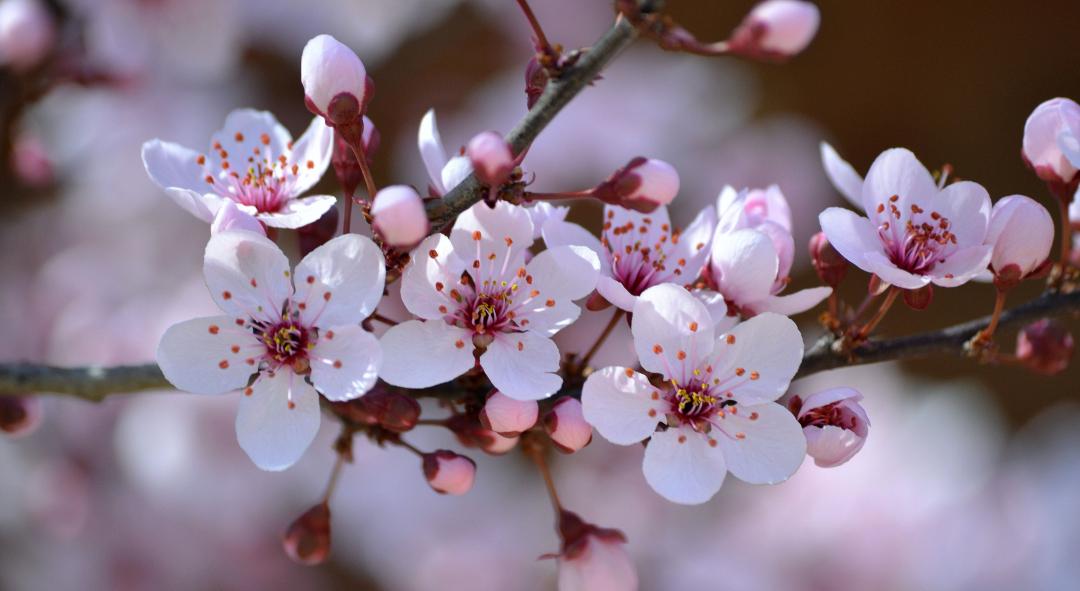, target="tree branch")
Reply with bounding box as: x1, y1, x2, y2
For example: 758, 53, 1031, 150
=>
2, 289, 1078, 402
